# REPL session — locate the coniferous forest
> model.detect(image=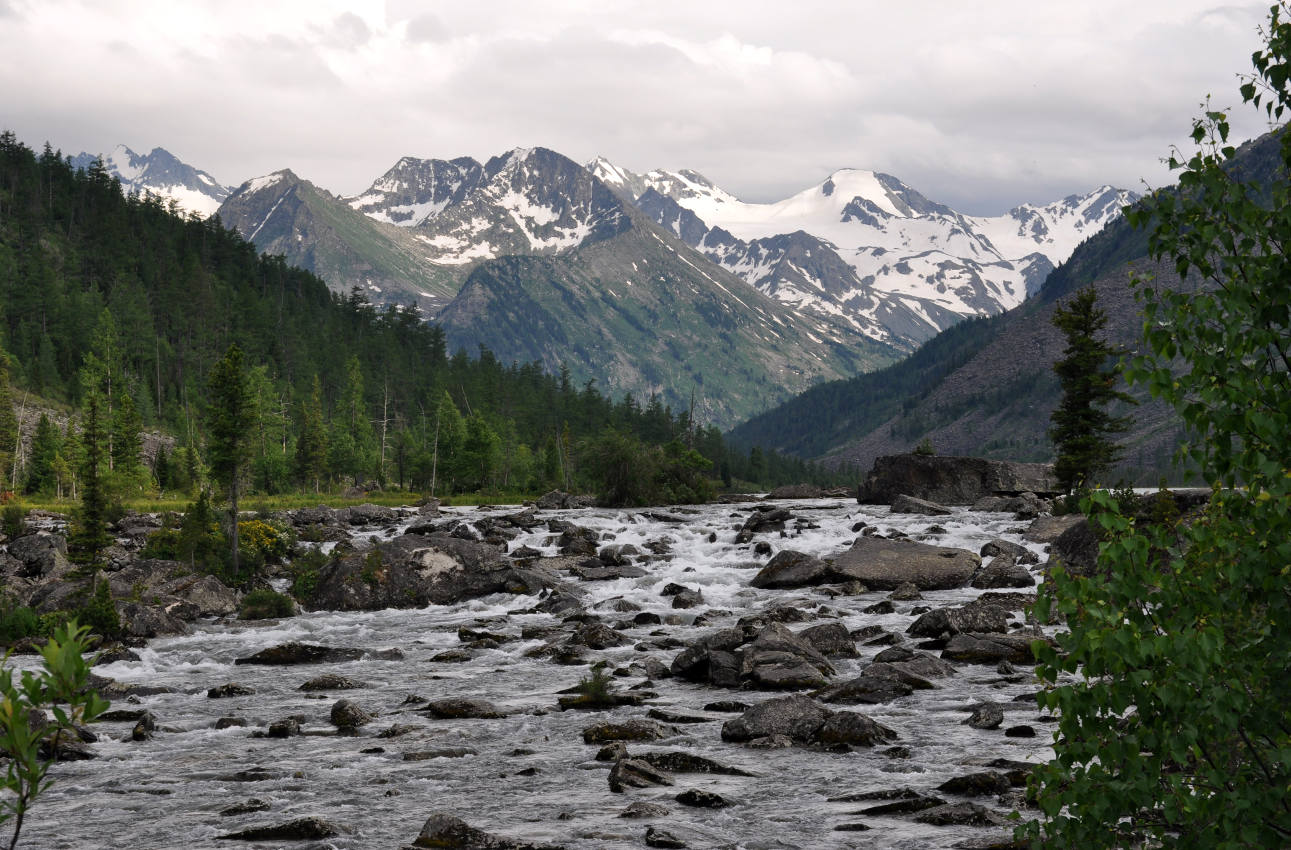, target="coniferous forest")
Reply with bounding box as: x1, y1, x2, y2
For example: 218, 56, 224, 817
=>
0, 133, 845, 505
